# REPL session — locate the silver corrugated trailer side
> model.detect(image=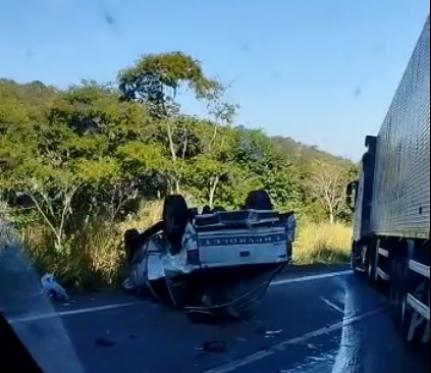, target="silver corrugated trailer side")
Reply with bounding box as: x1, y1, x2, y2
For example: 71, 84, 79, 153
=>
348, 16, 430, 346
371, 17, 430, 240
